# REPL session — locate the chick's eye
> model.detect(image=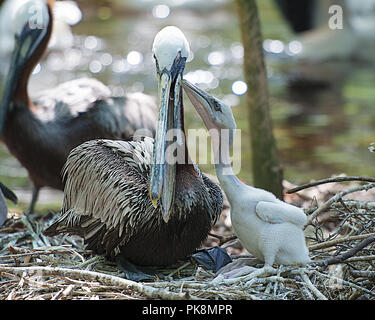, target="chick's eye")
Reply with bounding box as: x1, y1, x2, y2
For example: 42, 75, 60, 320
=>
213, 101, 222, 112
